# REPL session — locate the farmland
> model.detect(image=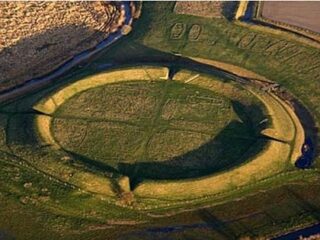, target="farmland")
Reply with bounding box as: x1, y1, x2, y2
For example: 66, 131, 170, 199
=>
0, 1, 319, 239
260, 2, 320, 34
0, 2, 122, 92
